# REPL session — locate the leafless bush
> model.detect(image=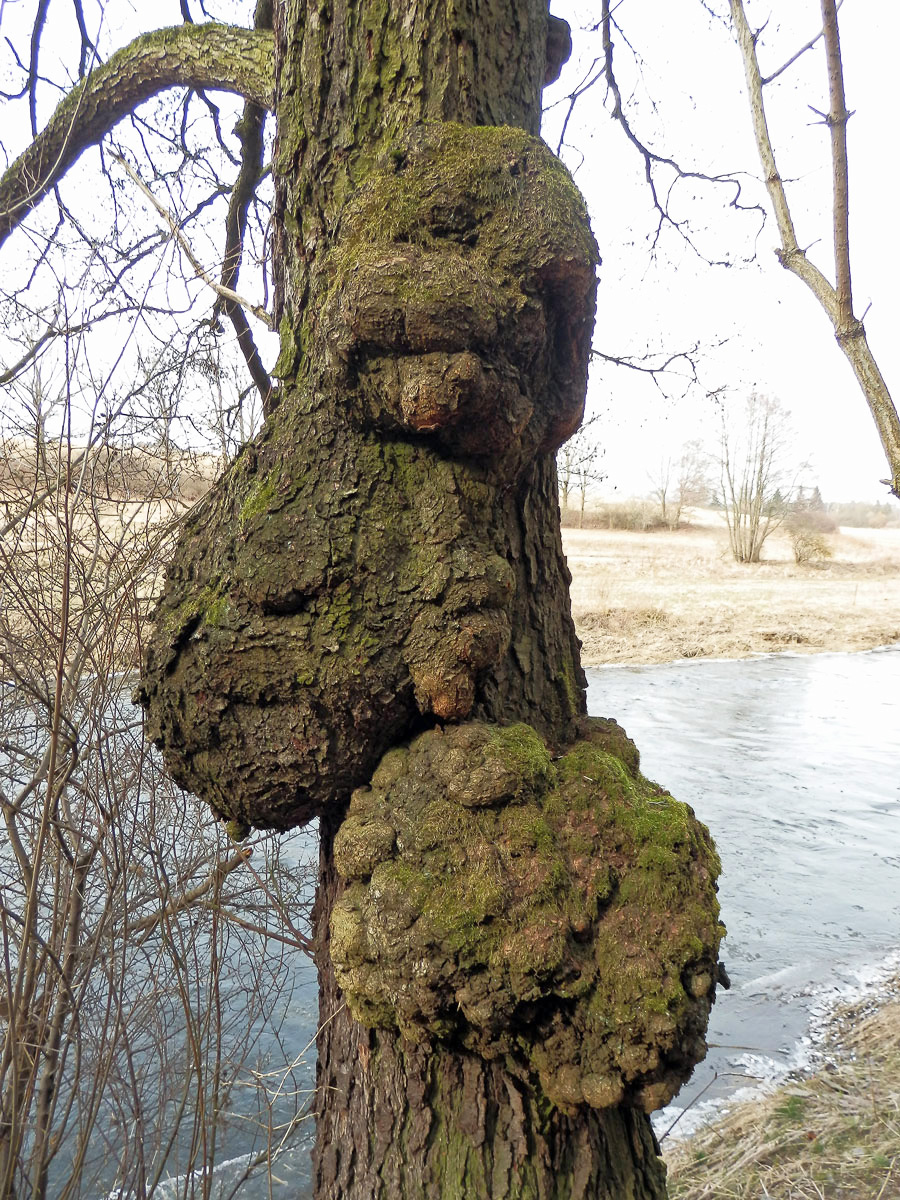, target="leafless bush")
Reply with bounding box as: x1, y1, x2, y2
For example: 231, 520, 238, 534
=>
788, 526, 833, 565
717, 394, 802, 564
0, 370, 314, 1200
569, 501, 665, 532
